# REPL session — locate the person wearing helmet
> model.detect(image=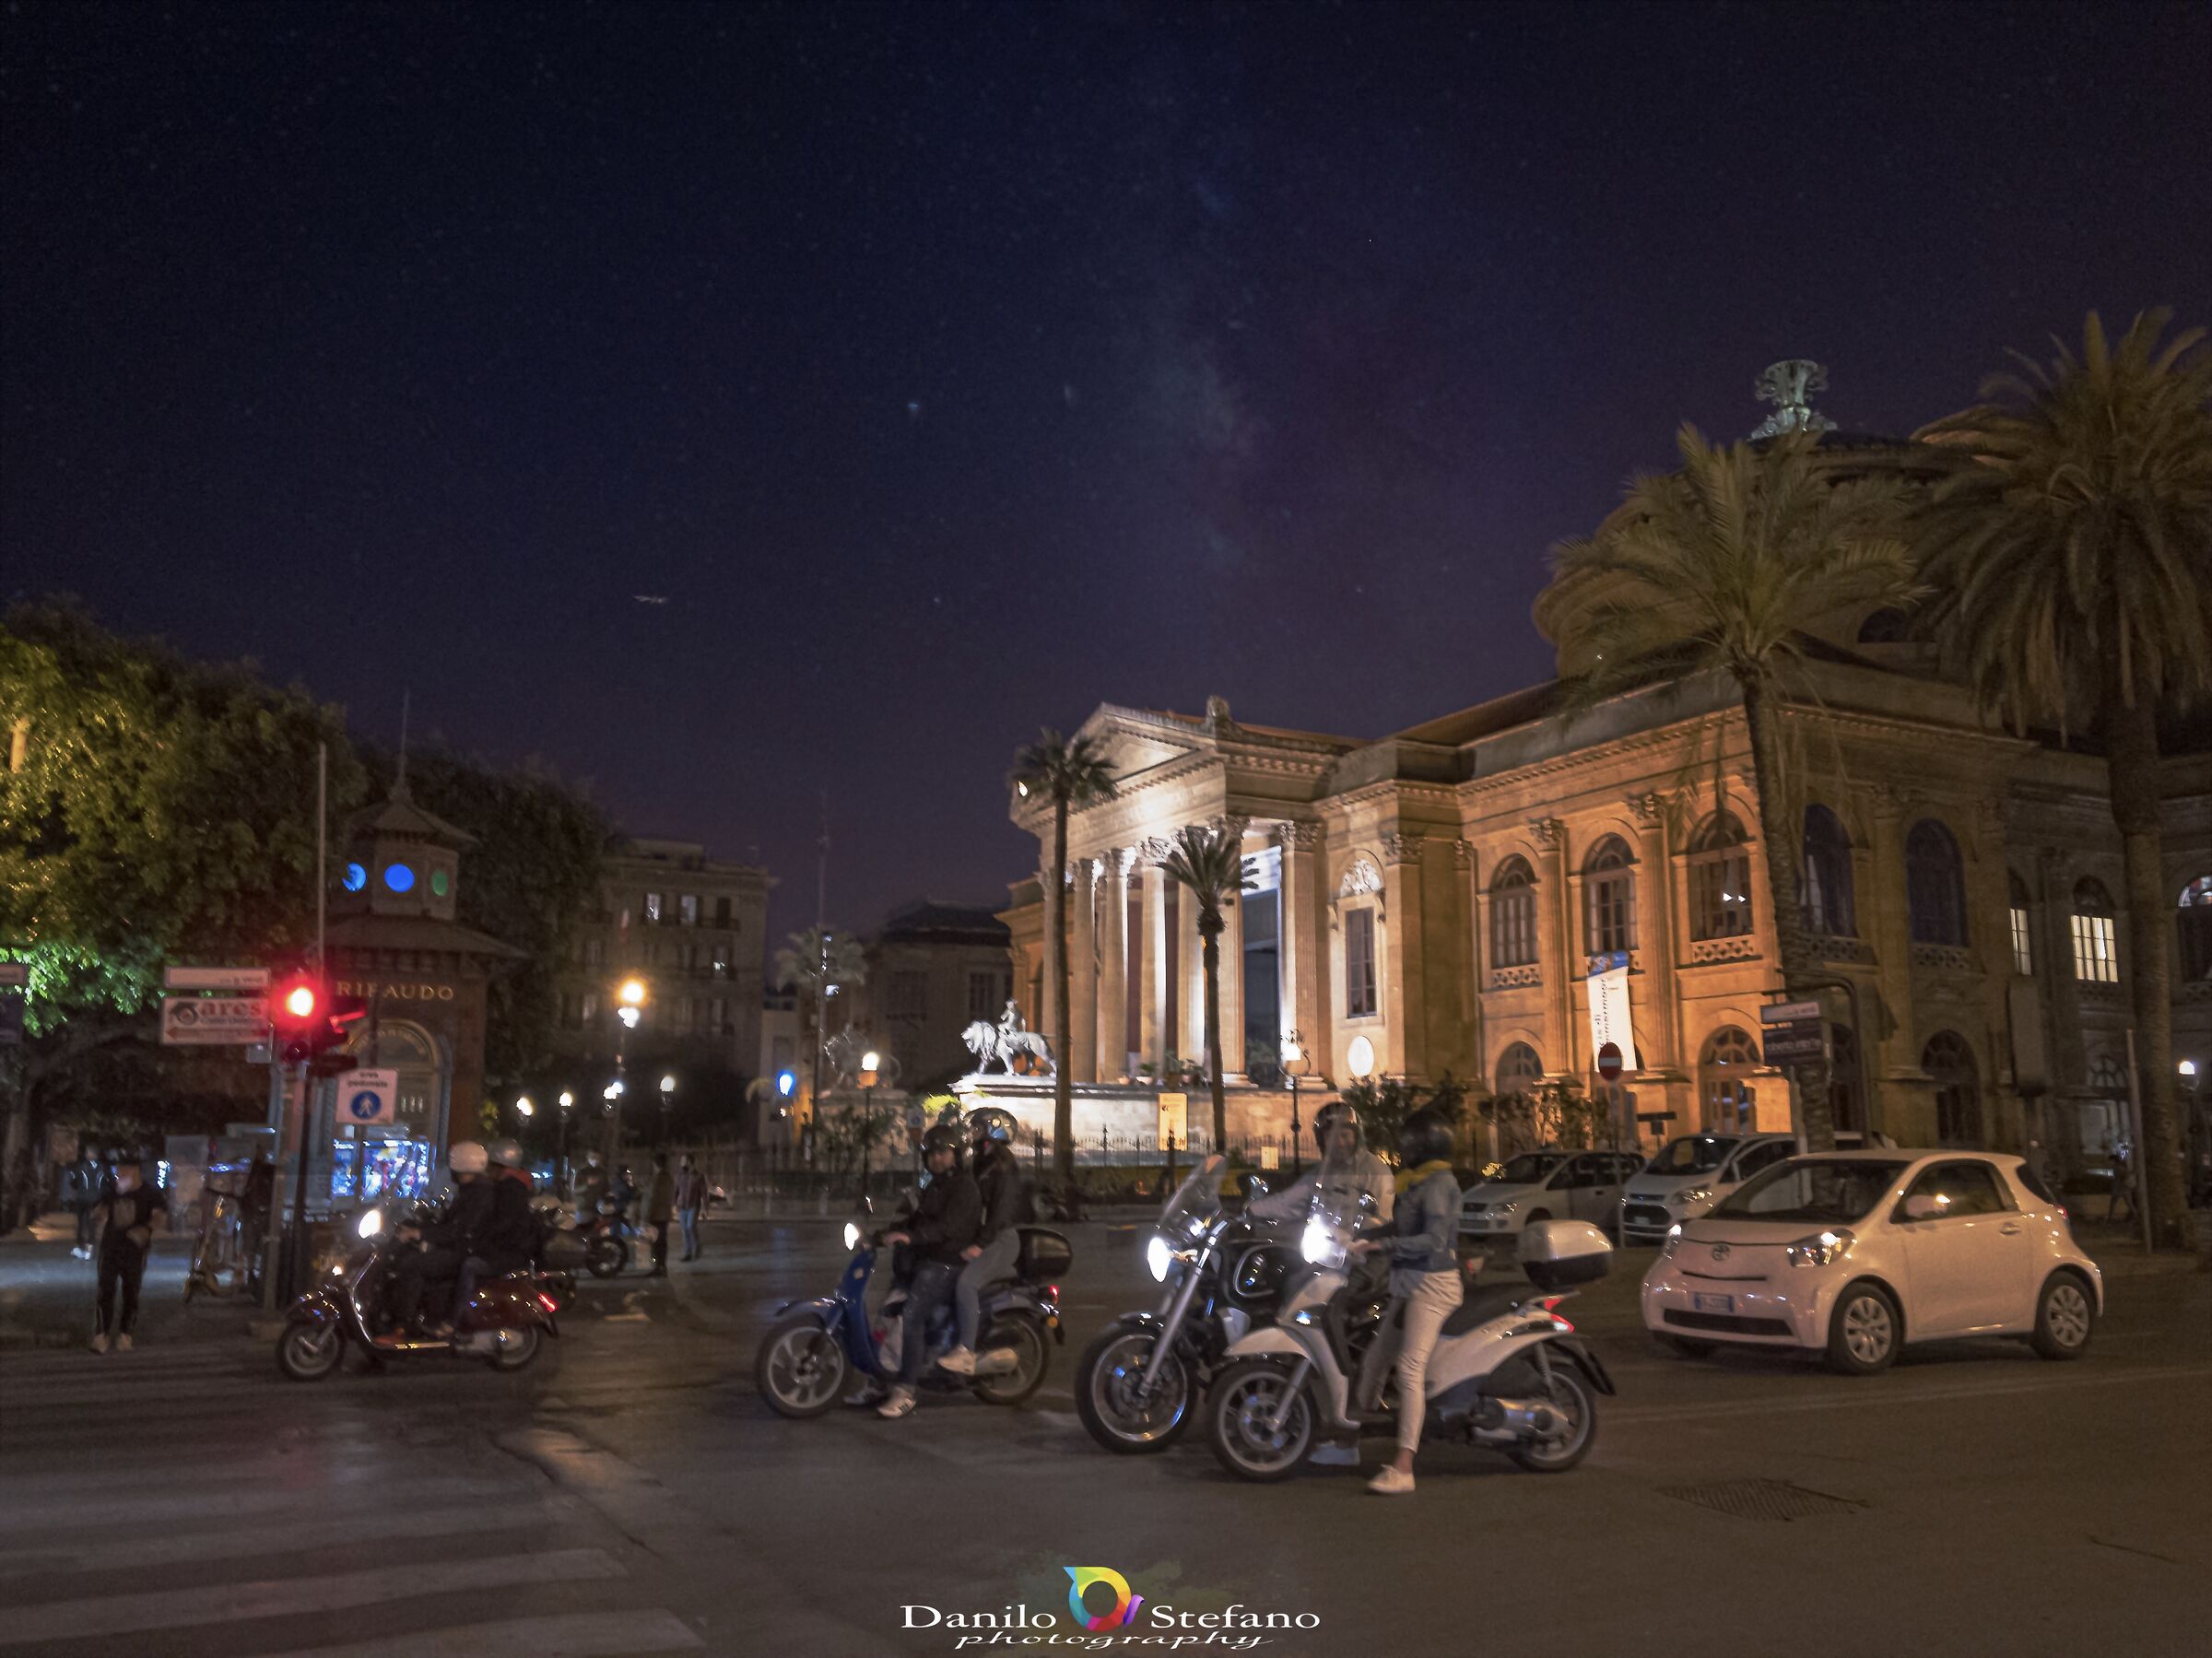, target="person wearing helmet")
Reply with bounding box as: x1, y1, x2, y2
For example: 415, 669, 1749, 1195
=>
1248, 1100, 1394, 1224
940, 1109, 1031, 1376
472, 1138, 540, 1295
1348, 1107, 1463, 1495
876, 1122, 982, 1418
392, 1141, 495, 1337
